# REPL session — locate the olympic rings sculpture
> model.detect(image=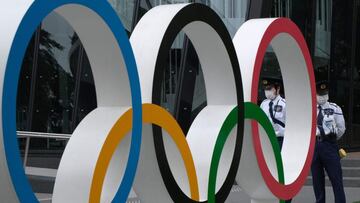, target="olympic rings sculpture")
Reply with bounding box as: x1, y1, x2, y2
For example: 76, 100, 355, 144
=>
0, 1, 316, 203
